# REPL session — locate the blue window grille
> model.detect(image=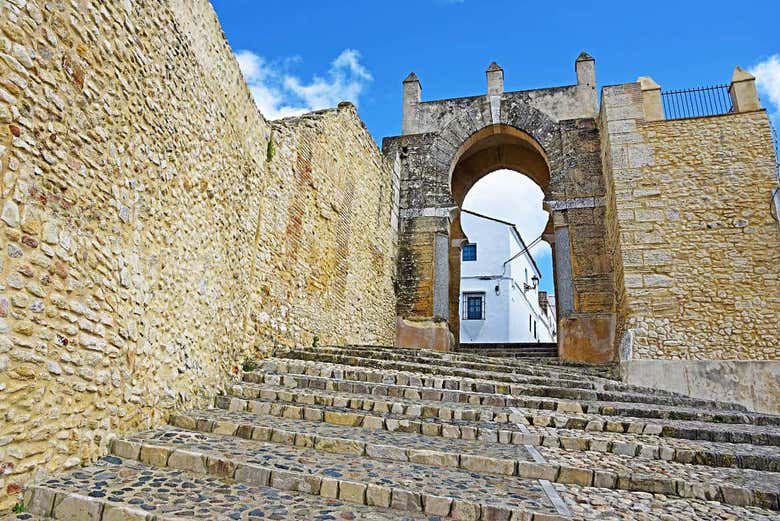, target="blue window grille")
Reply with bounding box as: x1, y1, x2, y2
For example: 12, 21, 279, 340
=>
464, 293, 484, 320
462, 243, 477, 261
